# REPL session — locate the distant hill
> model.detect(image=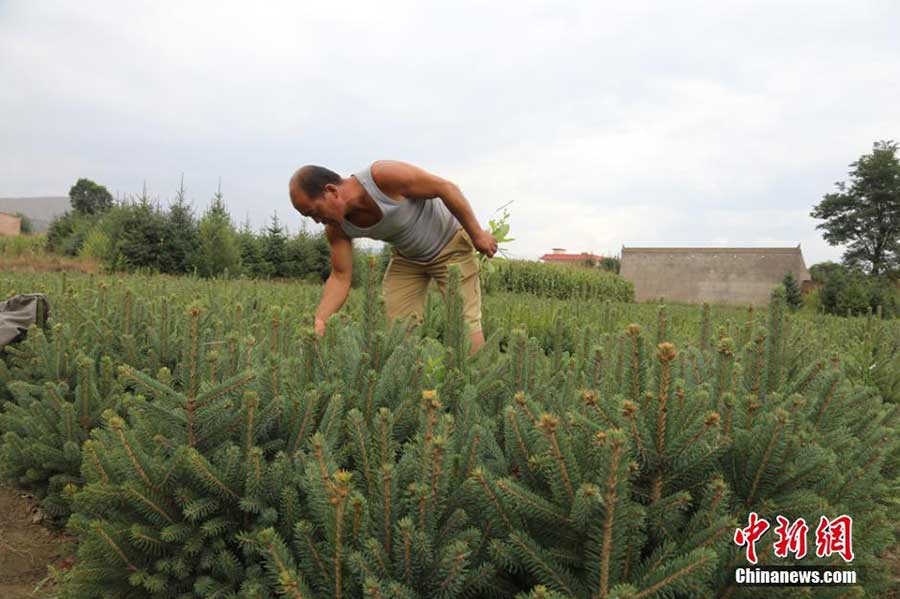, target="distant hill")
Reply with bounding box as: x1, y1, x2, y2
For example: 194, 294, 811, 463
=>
0, 197, 69, 233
